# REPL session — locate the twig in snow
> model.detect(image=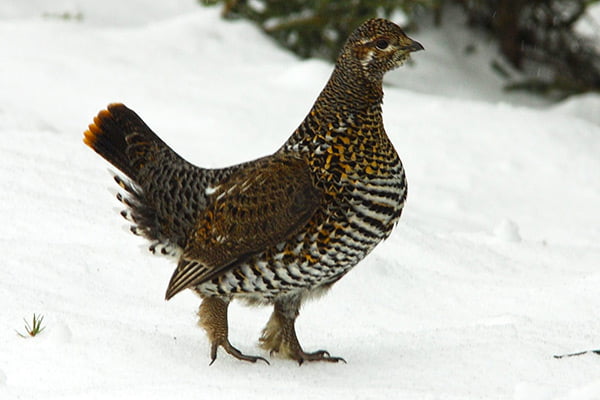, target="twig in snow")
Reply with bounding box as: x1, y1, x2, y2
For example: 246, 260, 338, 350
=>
554, 349, 600, 359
